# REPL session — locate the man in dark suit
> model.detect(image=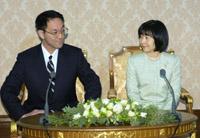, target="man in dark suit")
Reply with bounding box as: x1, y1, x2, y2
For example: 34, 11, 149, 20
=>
0, 10, 101, 121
